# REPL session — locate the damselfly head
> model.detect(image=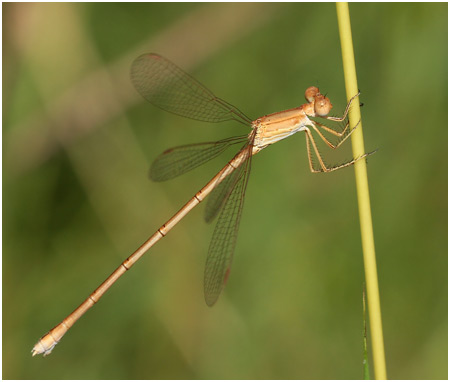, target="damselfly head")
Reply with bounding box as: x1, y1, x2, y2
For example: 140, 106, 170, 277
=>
305, 86, 320, 103
314, 94, 332, 117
